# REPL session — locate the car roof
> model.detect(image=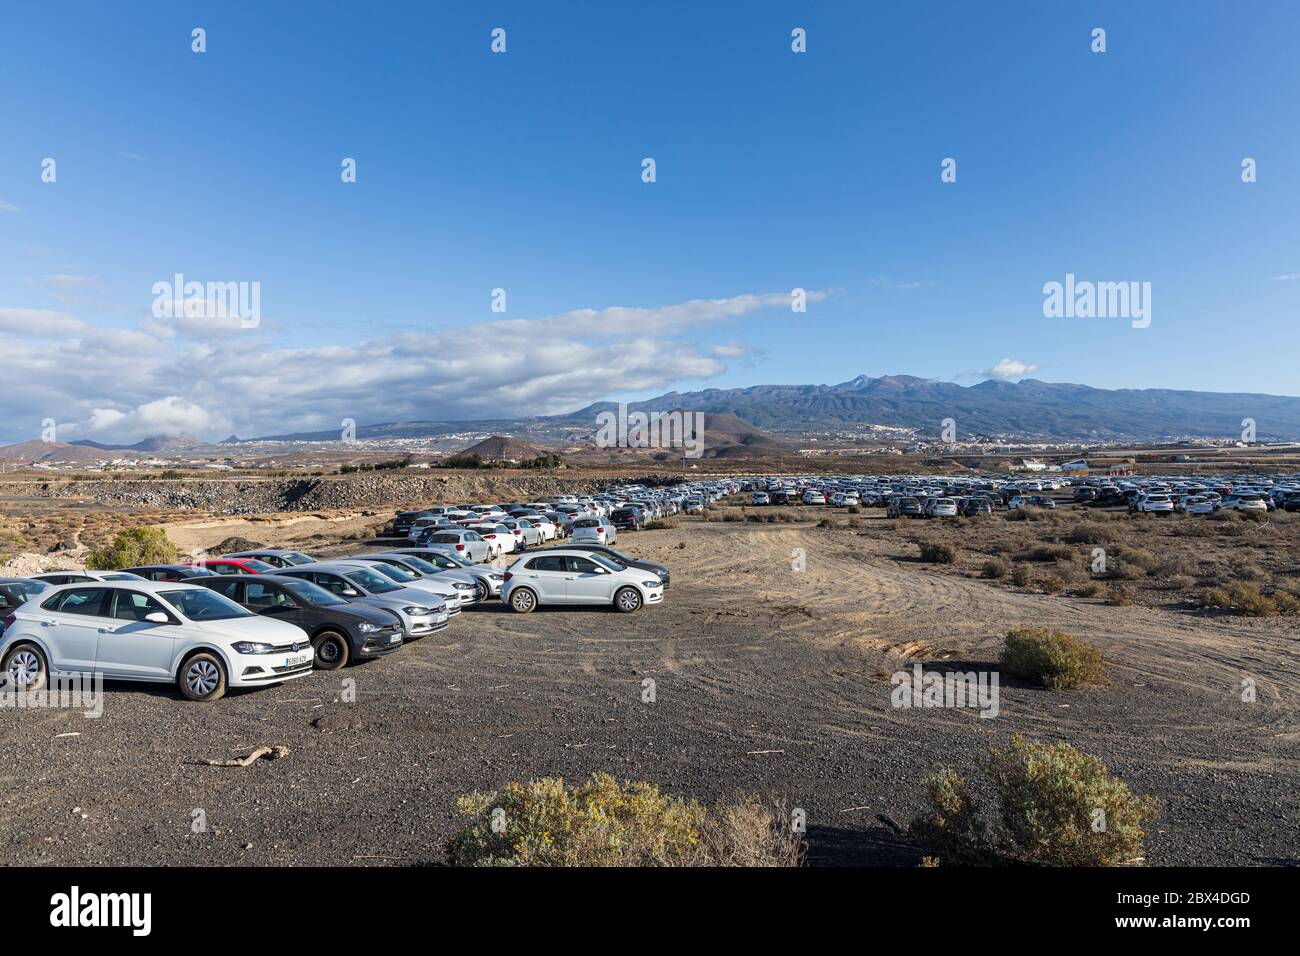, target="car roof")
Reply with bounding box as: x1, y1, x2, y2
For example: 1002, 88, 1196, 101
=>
37, 579, 208, 594
279, 560, 383, 573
